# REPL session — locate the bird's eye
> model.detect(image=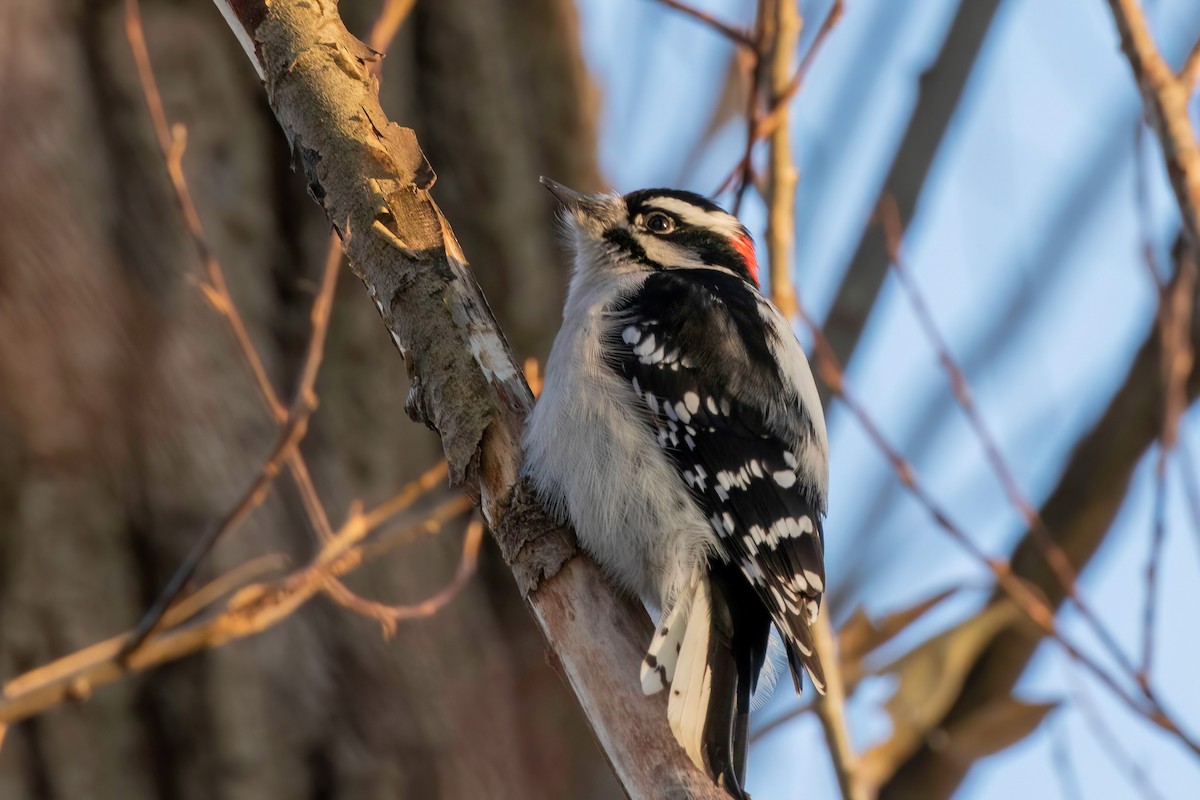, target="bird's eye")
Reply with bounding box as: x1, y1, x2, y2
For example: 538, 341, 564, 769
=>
644, 212, 675, 234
